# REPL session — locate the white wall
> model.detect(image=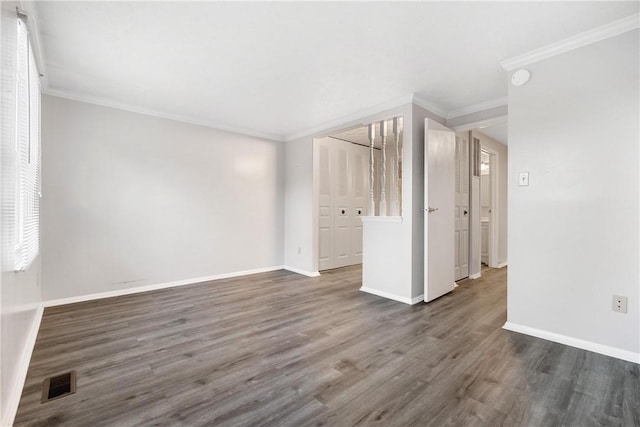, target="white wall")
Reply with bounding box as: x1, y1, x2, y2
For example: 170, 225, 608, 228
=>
507, 30, 639, 361
41, 95, 285, 301
362, 105, 415, 302
284, 136, 316, 274
472, 130, 508, 266
0, 2, 43, 424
